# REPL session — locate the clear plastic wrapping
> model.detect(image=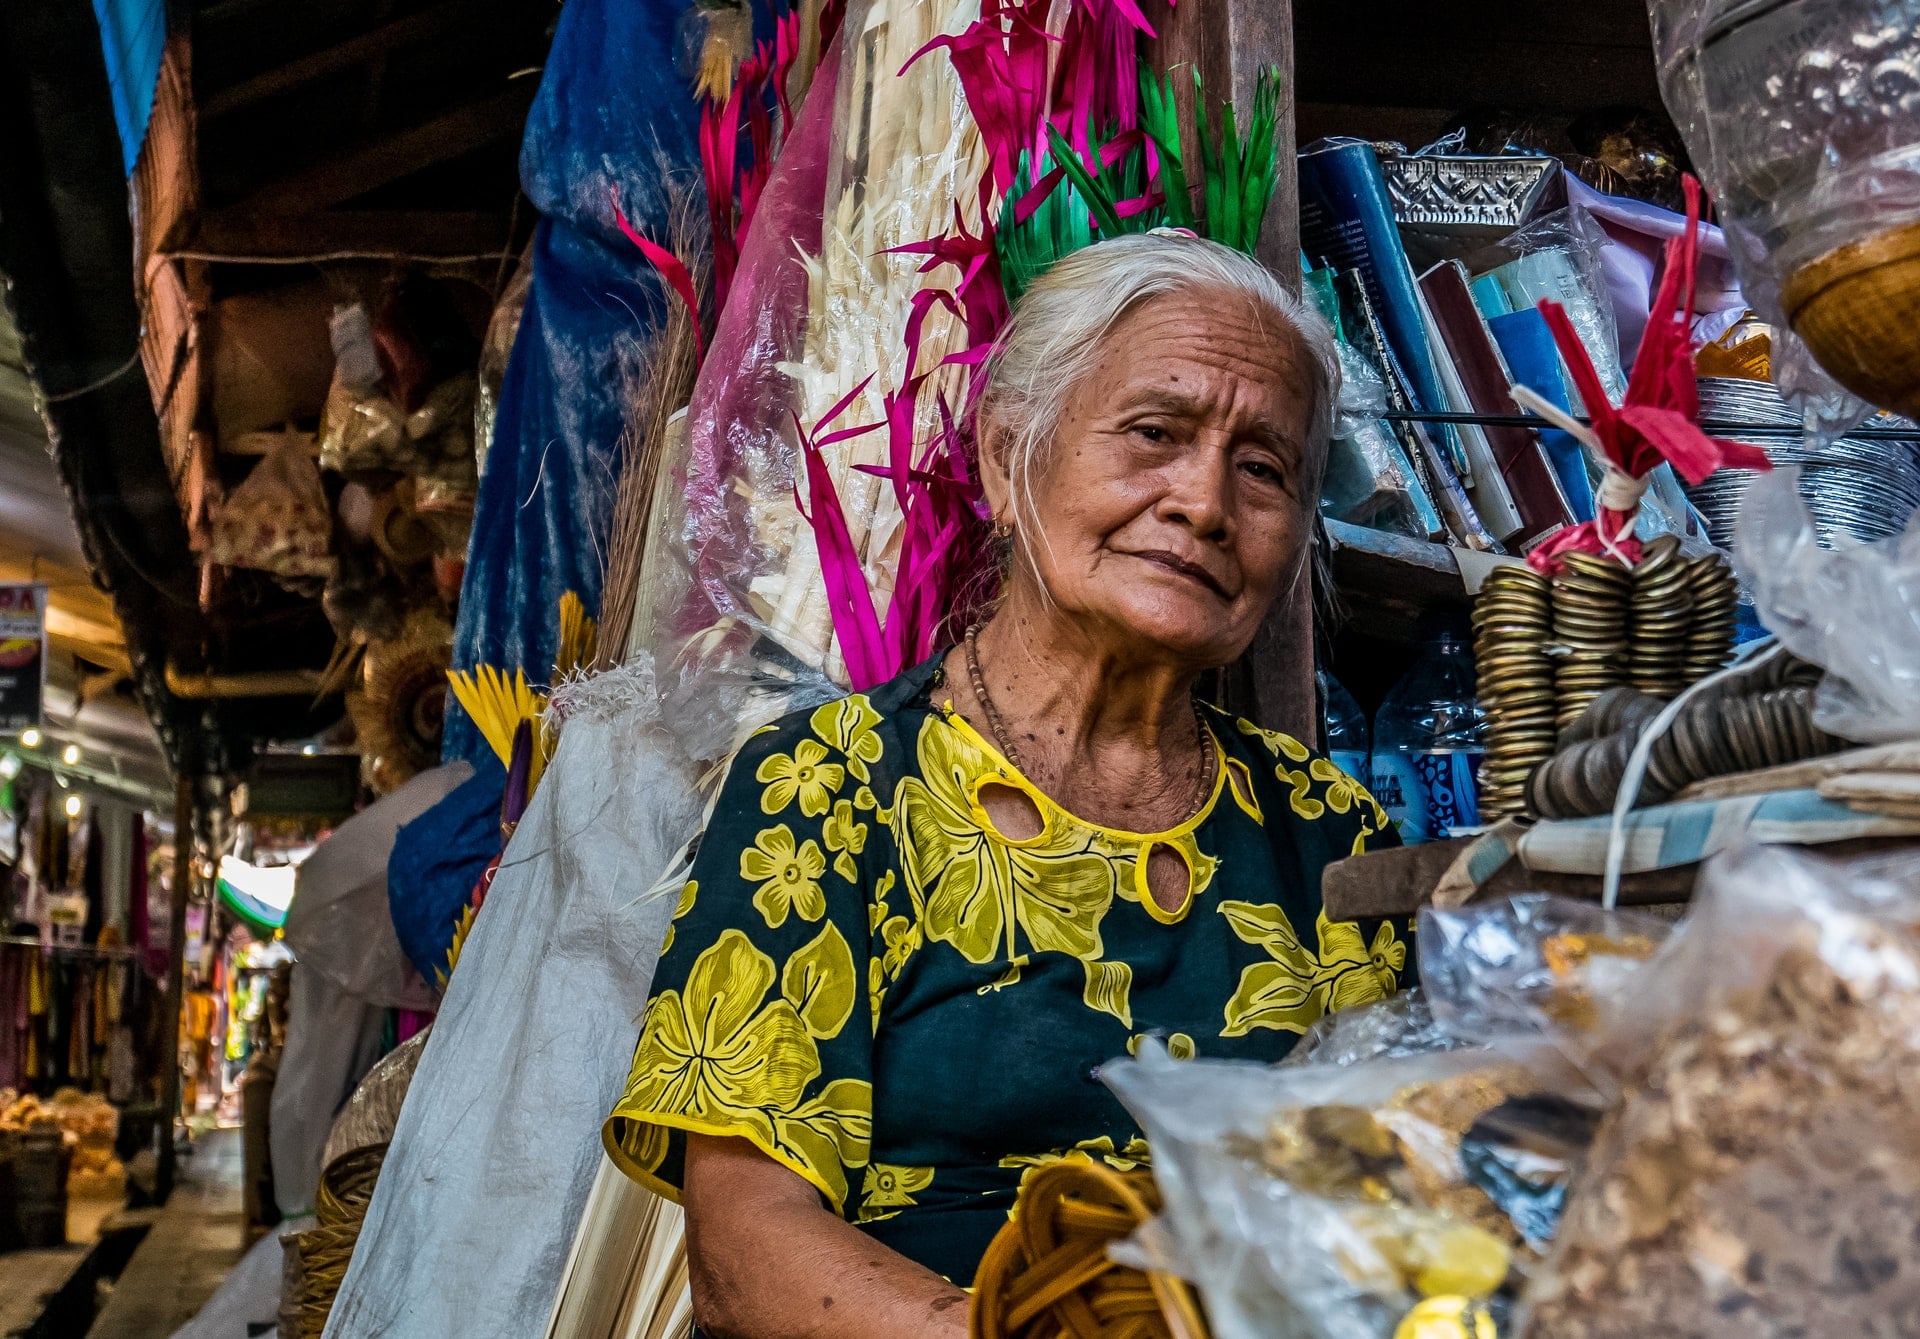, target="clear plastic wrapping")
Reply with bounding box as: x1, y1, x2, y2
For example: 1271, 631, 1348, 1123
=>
1106, 1037, 1609, 1339
1521, 841, 1920, 1335
1321, 343, 1432, 539
1648, 0, 1920, 425
1735, 464, 1920, 742
653, 0, 988, 757
1468, 206, 1625, 403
